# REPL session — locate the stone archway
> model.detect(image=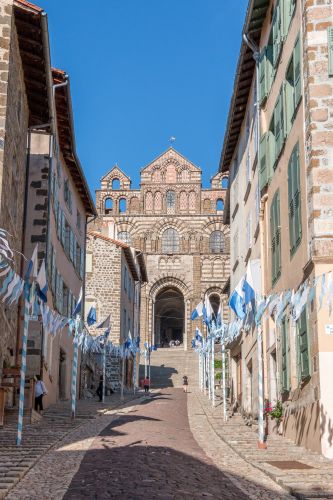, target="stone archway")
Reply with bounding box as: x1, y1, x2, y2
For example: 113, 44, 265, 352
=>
154, 287, 185, 348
